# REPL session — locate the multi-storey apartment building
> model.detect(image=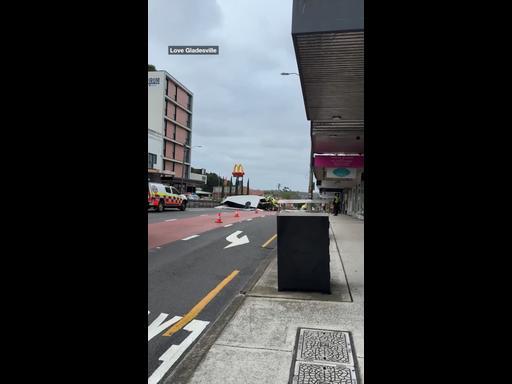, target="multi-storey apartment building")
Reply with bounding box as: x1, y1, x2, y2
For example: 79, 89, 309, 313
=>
148, 70, 194, 191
